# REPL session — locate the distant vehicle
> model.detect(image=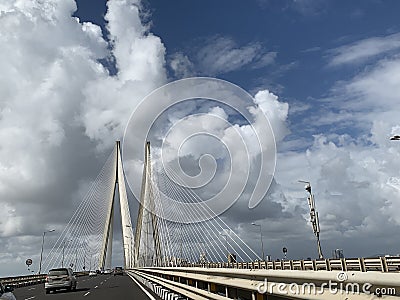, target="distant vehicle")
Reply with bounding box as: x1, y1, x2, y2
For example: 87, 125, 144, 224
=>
0, 282, 16, 300
89, 271, 97, 277
104, 269, 112, 274
113, 267, 124, 276
45, 267, 77, 294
